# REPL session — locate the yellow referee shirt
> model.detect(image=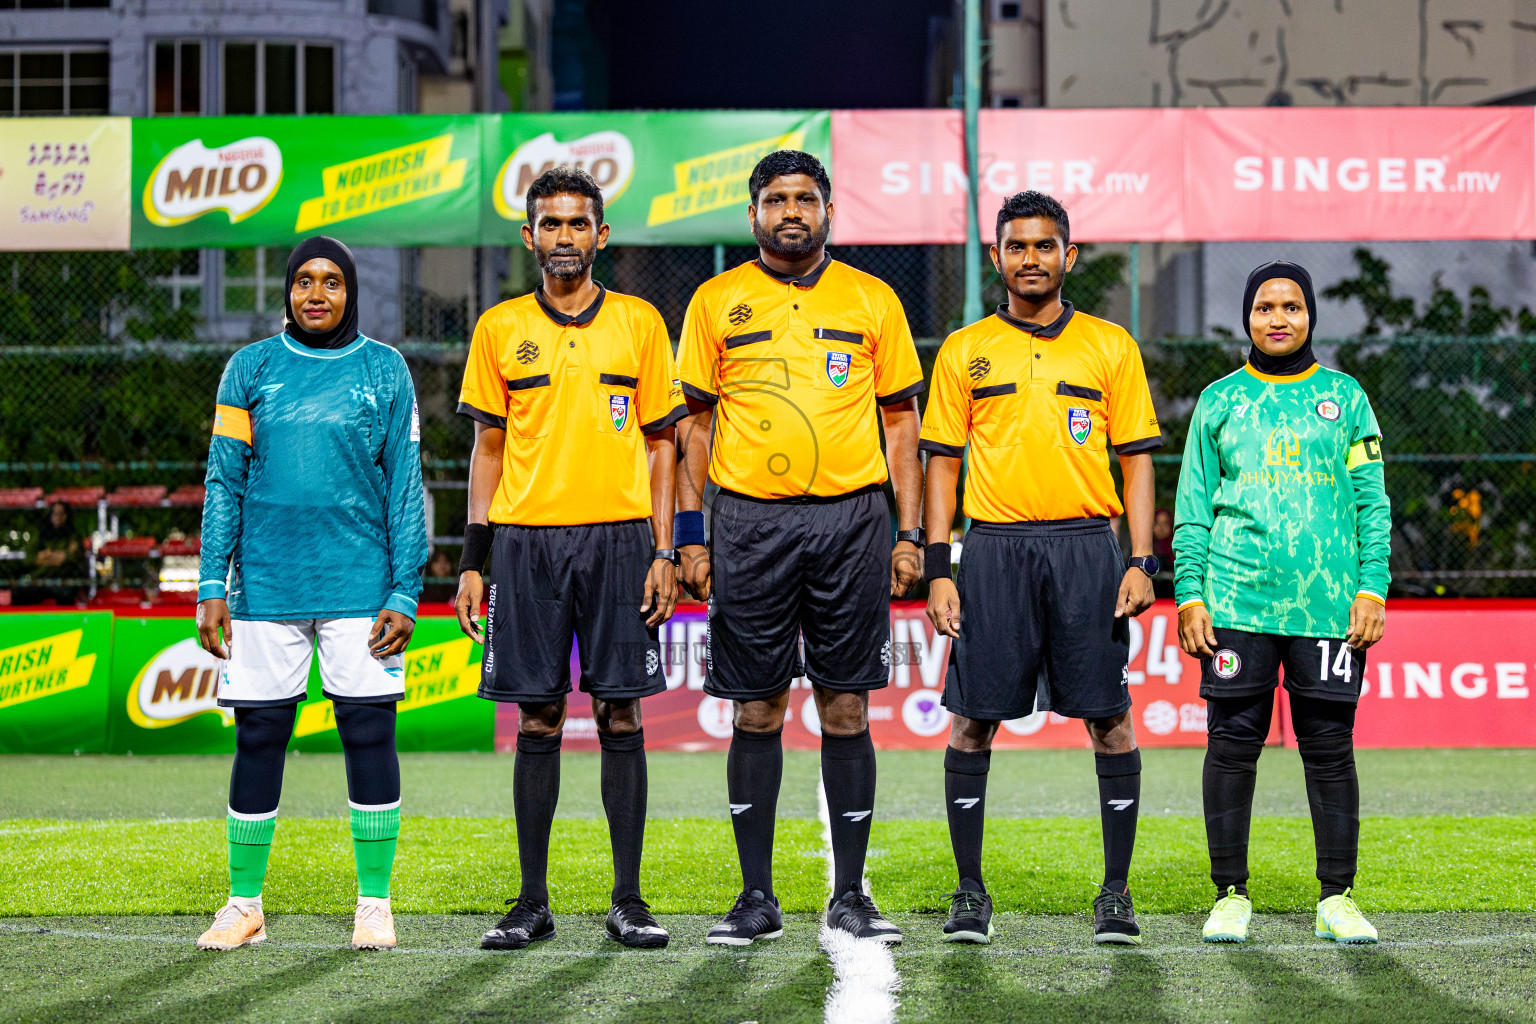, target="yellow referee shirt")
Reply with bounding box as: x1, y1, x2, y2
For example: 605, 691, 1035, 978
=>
458, 286, 685, 526
920, 303, 1162, 522
677, 256, 925, 499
